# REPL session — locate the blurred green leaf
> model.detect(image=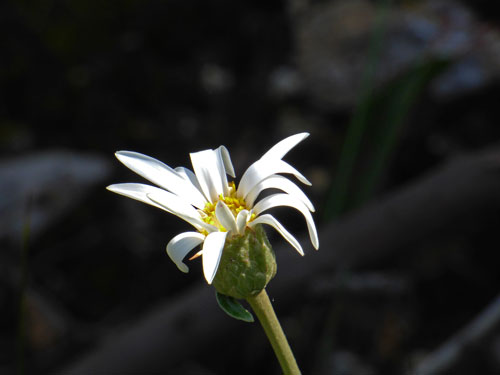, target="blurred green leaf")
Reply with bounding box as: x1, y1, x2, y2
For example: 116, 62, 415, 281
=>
352, 58, 450, 207
323, 0, 391, 220
323, 0, 451, 220
216, 292, 254, 323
